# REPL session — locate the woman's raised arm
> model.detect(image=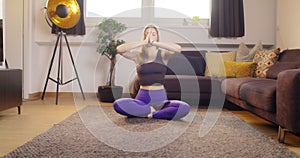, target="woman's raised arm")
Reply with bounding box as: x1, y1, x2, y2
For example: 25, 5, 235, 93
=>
152, 41, 182, 54
116, 41, 147, 54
